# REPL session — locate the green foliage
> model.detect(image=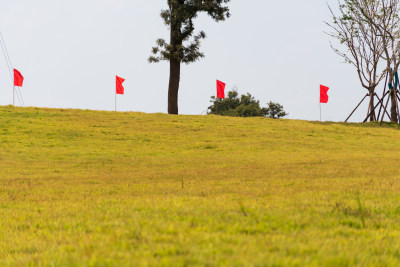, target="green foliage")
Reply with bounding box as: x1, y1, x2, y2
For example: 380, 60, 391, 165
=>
149, 0, 230, 64
208, 90, 288, 118
262, 101, 289, 119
